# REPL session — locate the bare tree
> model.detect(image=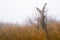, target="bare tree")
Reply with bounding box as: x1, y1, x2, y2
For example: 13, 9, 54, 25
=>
36, 3, 47, 30
36, 3, 50, 40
